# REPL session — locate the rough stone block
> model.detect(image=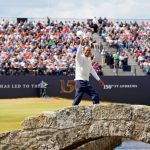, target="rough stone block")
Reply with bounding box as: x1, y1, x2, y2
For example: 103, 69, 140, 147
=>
57, 106, 92, 129
22, 111, 57, 130
132, 105, 150, 123
92, 104, 133, 121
